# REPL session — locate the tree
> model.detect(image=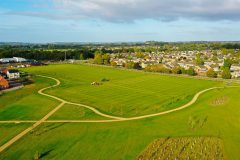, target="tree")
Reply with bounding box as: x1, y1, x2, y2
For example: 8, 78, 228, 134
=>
94, 50, 103, 55
145, 65, 171, 73
187, 67, 197, 76
211, 55, 218, 62
93, 54, 103, 64
206, 68, 217, 78
136, 52, 145, 58
102, 54, 110, 65
221, 48, 228, 55
223, 58, 232, 69
110, 61, 117, 67
125, 62, 141, 69
79, 54, 84, 60
133, 62, 141, 69
222, 68, 232, 79
180, 67, 187, 74
172, 66, 182, 74
195, 53, 204, 65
